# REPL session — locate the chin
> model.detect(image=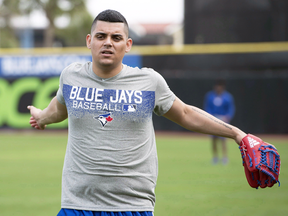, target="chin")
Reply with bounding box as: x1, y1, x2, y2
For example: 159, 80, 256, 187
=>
100, 59, 121, 67
99, 60, 114, 66
101, 63, 115, 68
